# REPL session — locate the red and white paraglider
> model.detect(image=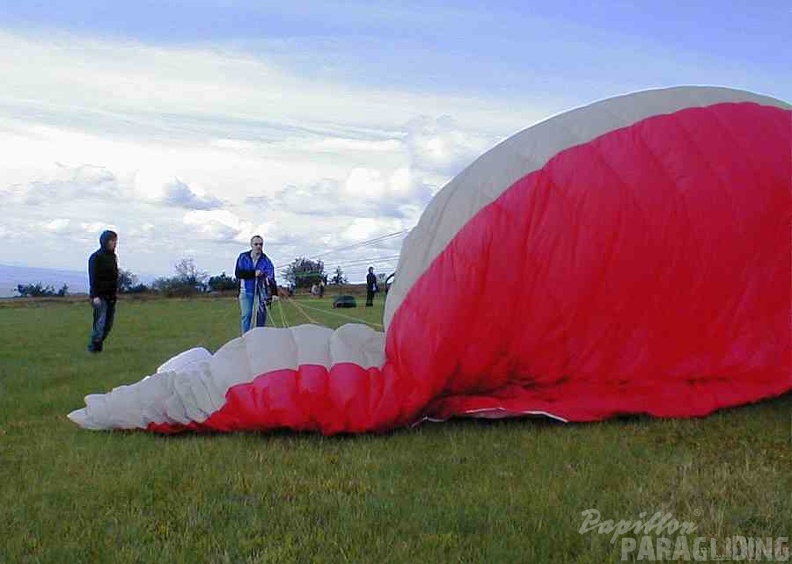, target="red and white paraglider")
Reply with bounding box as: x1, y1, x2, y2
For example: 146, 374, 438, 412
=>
69, 86, 791, 433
